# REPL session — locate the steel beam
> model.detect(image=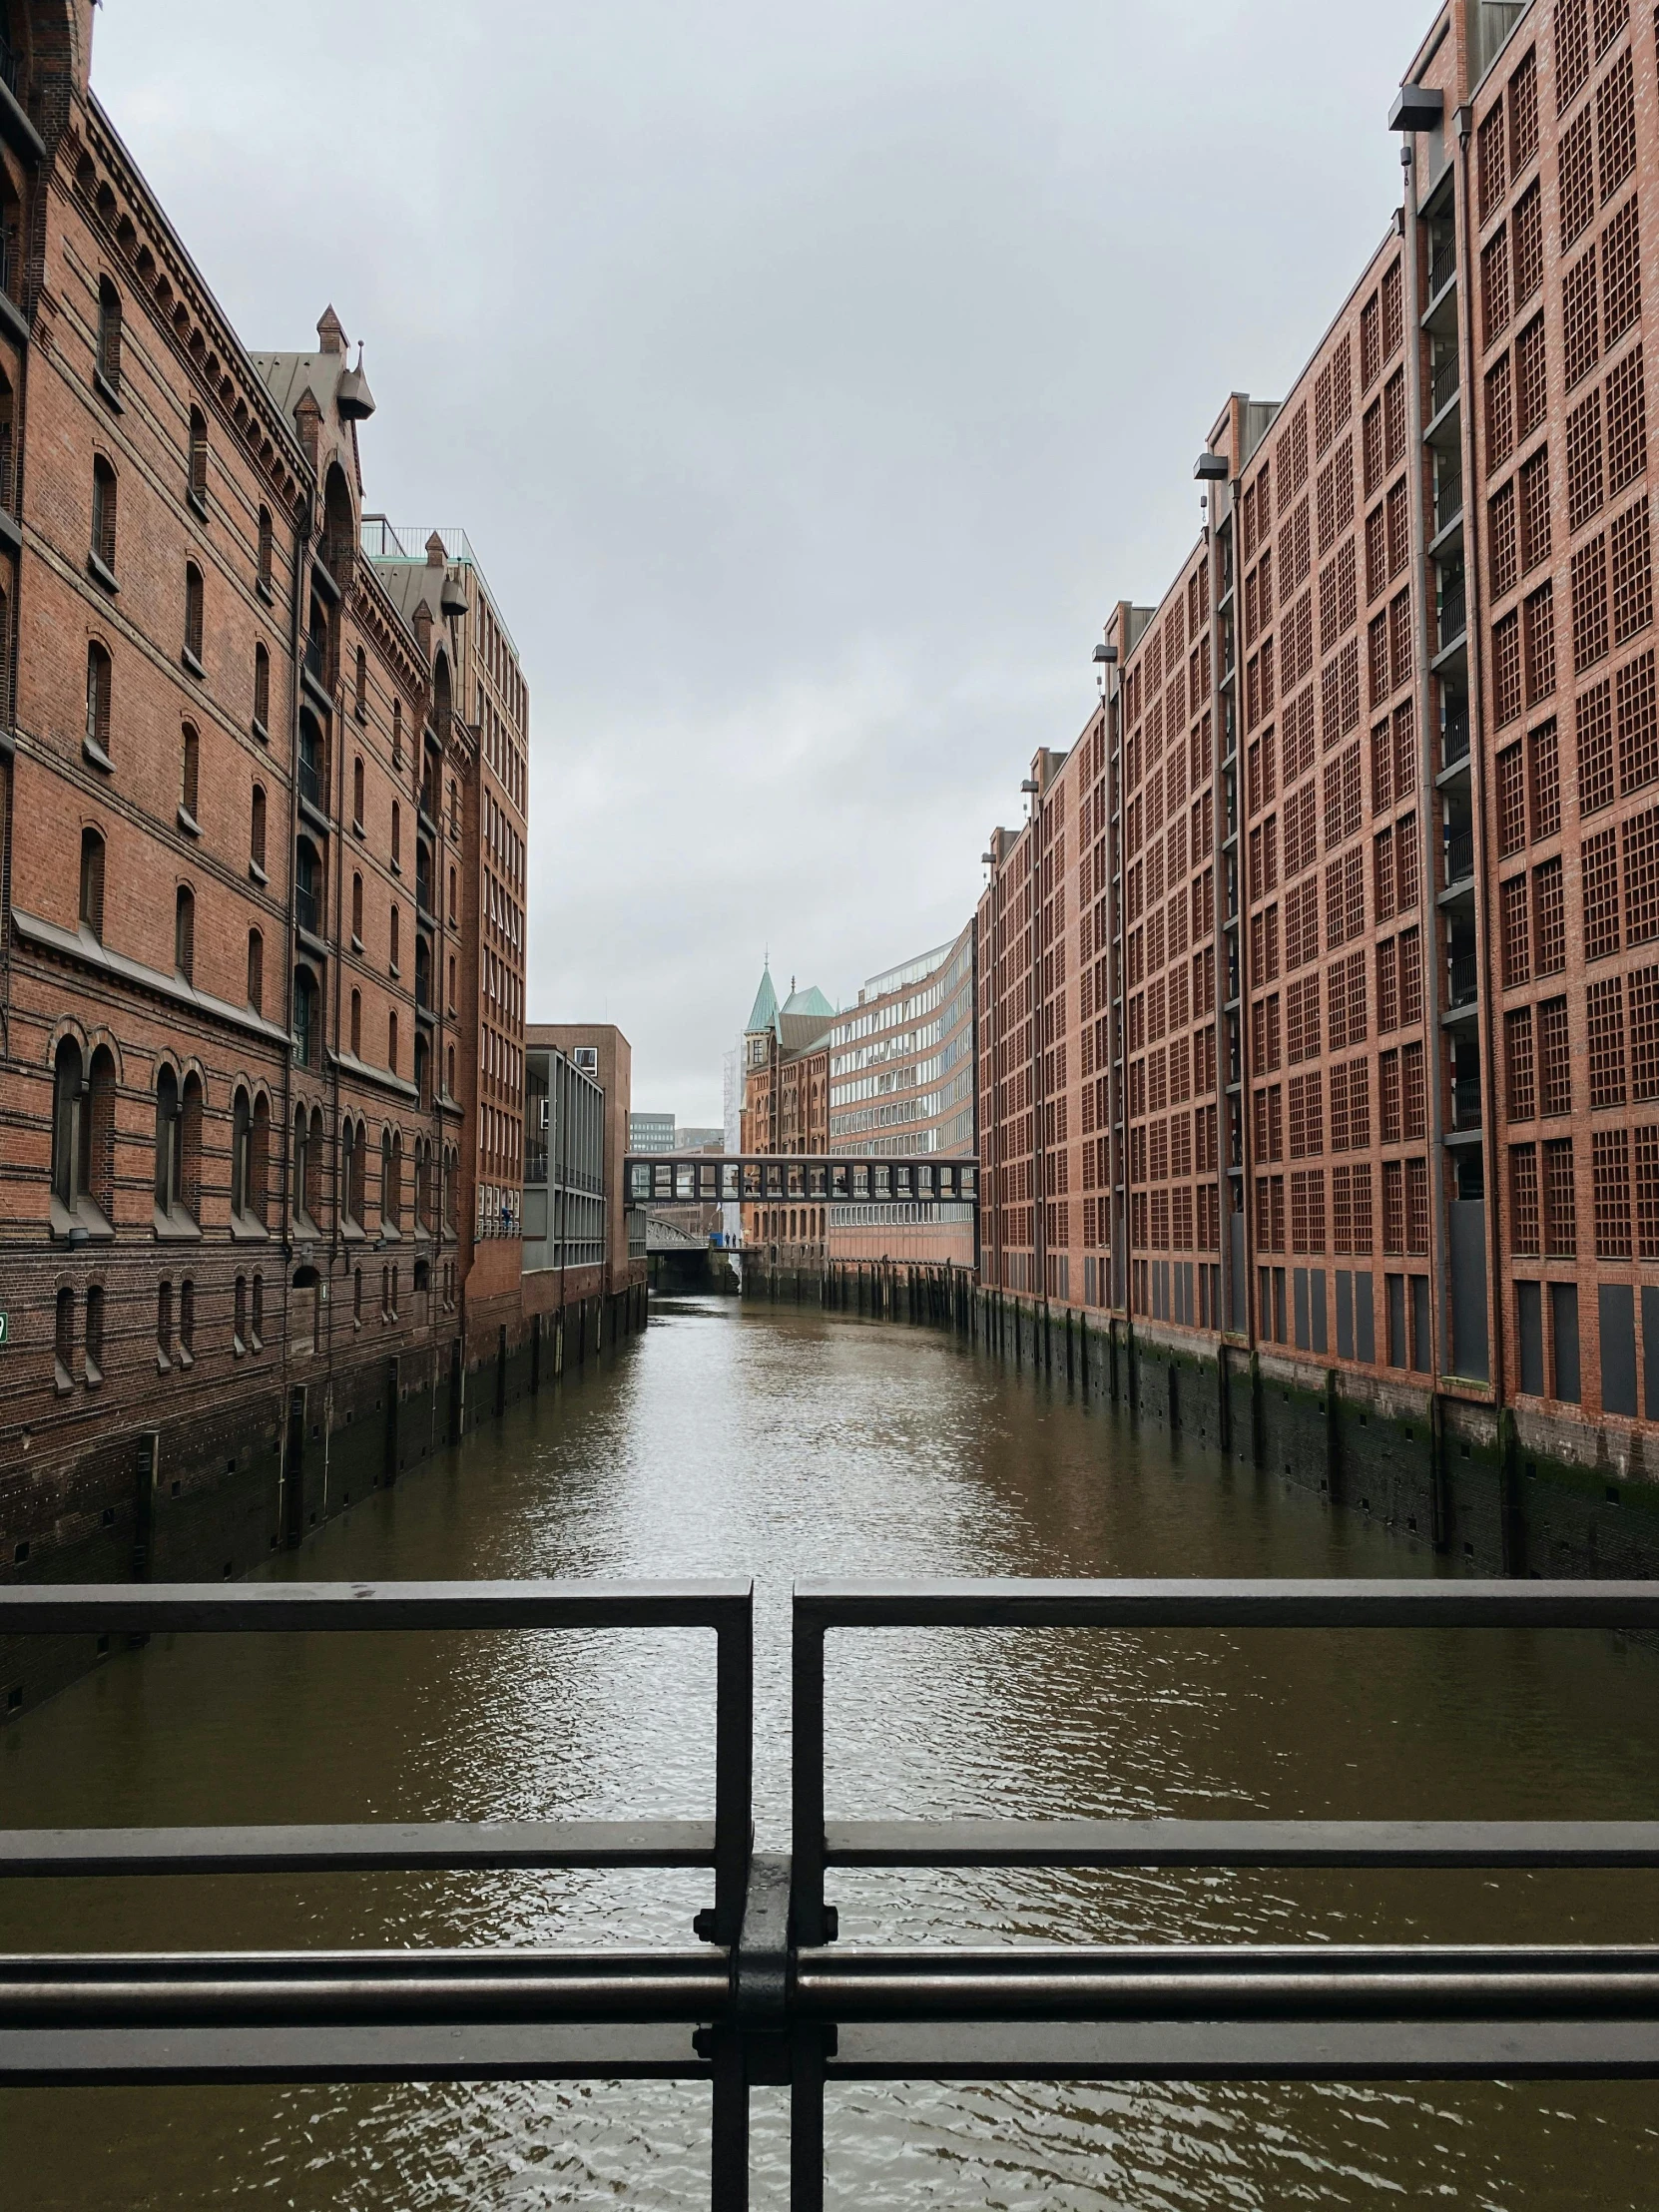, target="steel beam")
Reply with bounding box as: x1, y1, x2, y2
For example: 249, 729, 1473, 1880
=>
0, 1821, 718, 1877
825, 1817, 1659, 1869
